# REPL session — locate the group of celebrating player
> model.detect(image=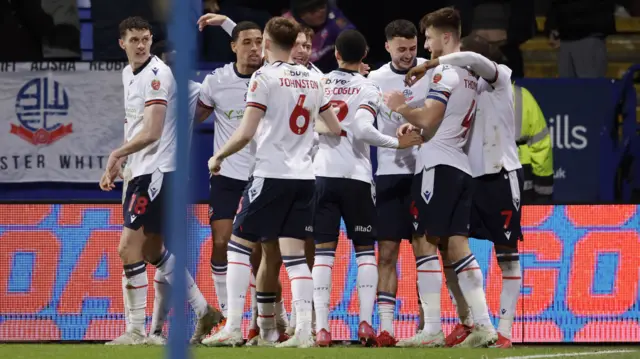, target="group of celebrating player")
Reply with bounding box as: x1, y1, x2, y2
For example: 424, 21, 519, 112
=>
99, 5, 523, 350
